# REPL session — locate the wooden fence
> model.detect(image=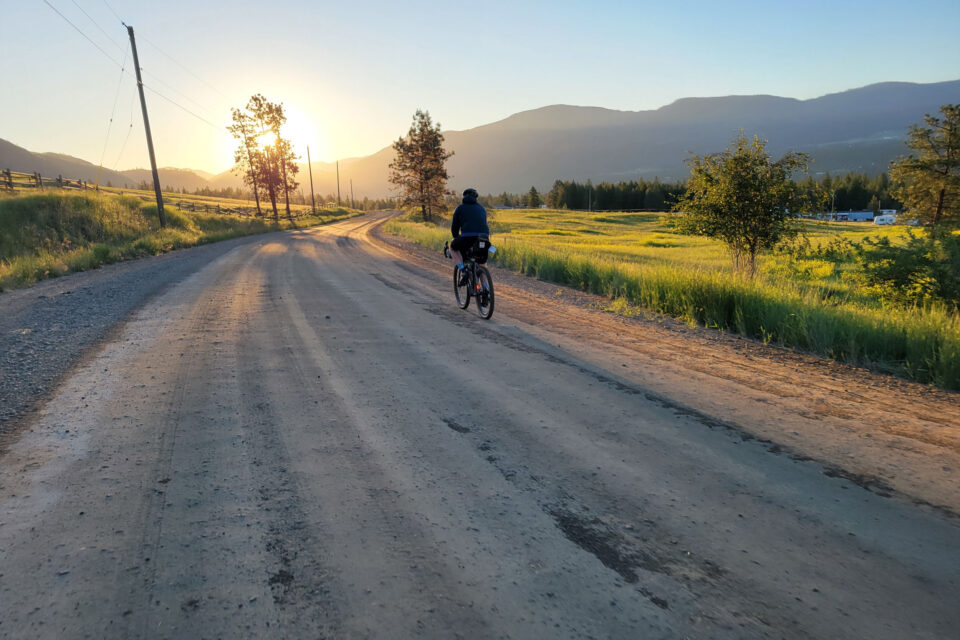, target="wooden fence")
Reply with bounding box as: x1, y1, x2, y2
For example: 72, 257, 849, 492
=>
2, 169, 94, 192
